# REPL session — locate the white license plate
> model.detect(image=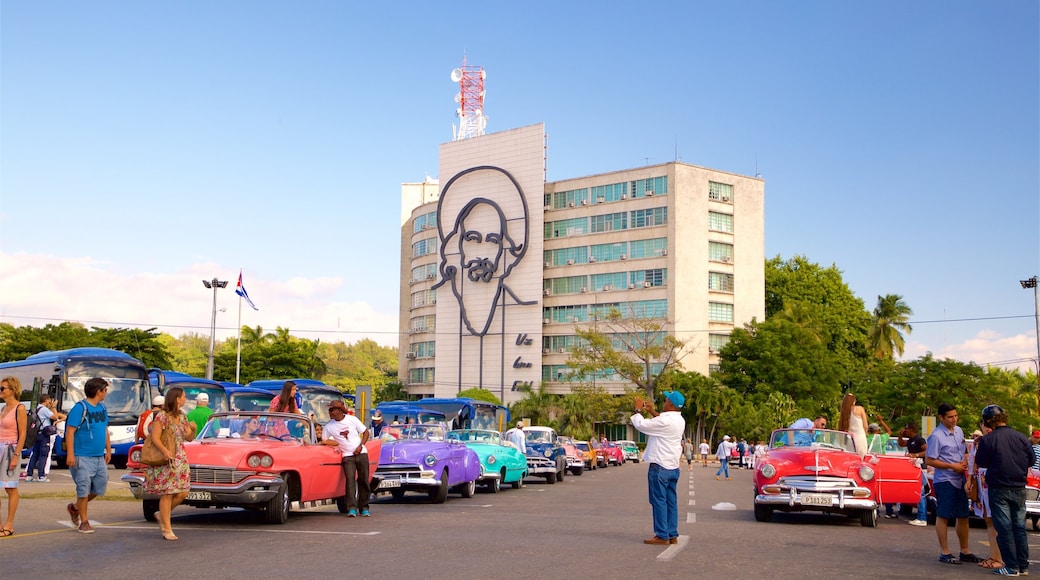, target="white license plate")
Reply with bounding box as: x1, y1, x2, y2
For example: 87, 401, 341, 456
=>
801, 493, 832, 506
380, 479, 401, 488
187, 491, 211, 501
